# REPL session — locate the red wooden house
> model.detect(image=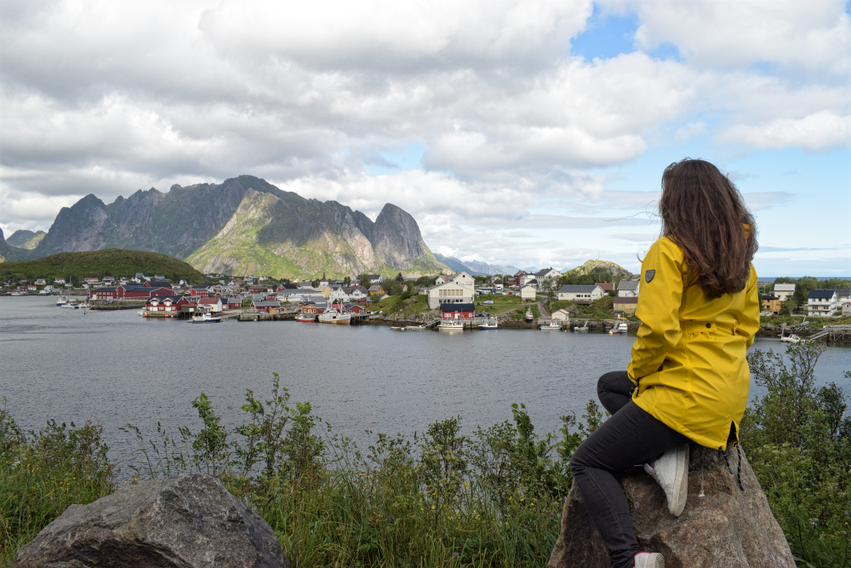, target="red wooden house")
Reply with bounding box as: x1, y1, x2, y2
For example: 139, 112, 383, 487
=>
440, 303, 475, 322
